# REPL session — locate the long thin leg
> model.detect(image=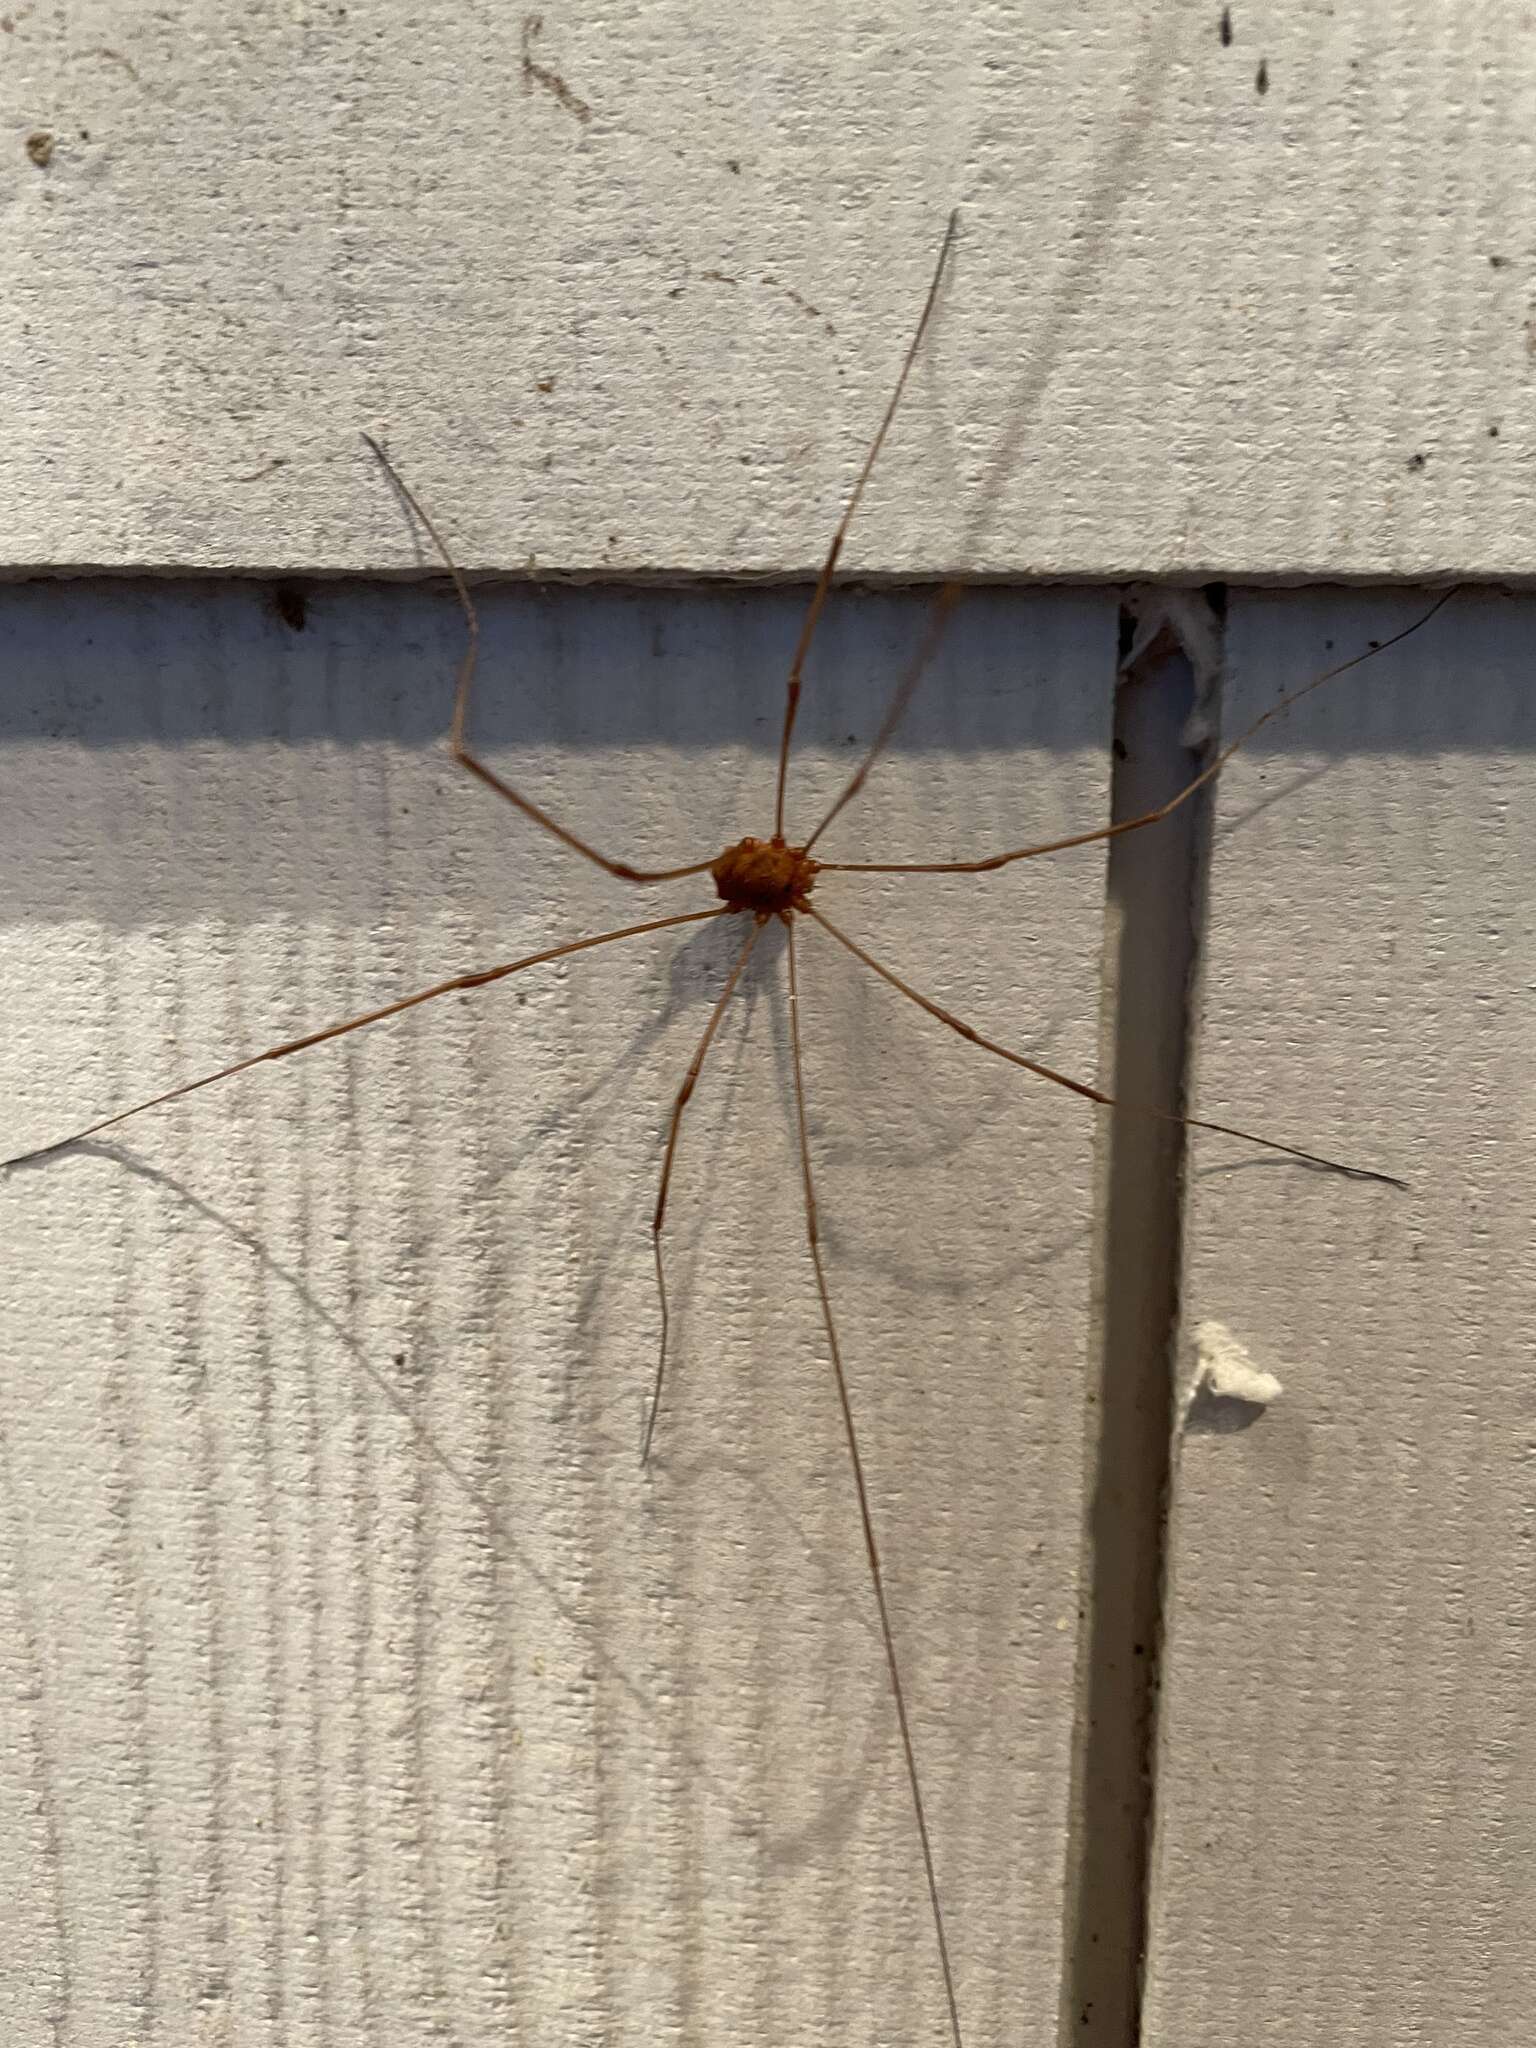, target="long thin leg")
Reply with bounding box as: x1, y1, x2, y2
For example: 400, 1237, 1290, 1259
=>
783, 919, 965, 2048
801, 580, 965, 853
363, 434, 715, 885
3, 907, 727, 1169
817, 589, 1459, 875
643, 915, 764, 1465
808, 905, 1406, 1189
772, 210, 960, 839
